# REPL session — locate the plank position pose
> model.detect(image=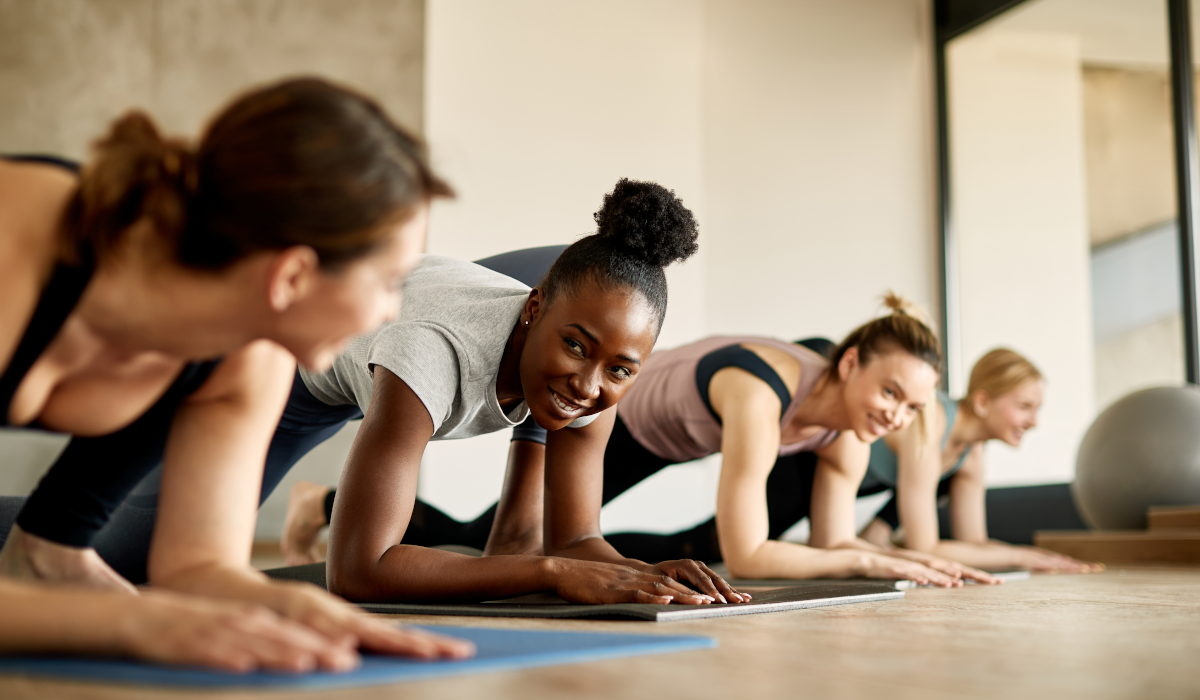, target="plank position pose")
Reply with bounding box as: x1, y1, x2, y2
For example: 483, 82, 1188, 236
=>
0, 78, 472, 671
855, 348, 1101, 573
11, 179, 746, 606
289, 297, 997, 585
